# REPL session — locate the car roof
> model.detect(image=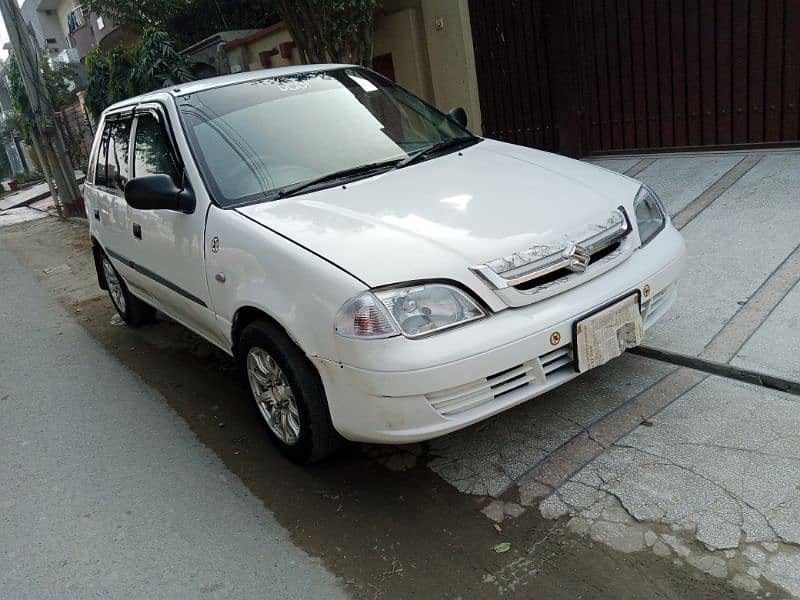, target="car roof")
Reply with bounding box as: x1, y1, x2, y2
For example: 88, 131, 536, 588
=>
104, 63, 355, 114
